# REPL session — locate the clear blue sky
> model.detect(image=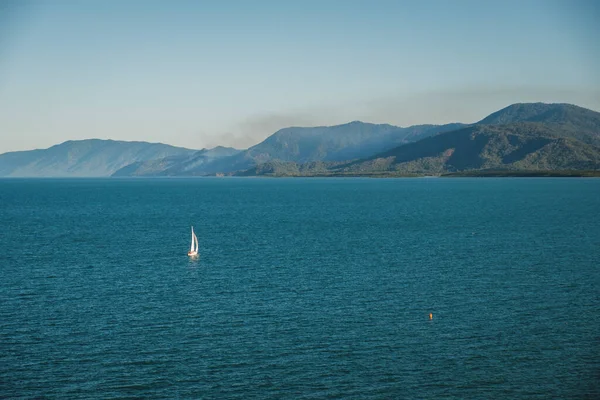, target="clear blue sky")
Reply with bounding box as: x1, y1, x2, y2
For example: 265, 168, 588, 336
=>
0, 0, 598, 152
